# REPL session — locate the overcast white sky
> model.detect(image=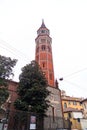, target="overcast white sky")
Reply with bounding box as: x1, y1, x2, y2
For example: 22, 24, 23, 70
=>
0, 0, 87, 98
